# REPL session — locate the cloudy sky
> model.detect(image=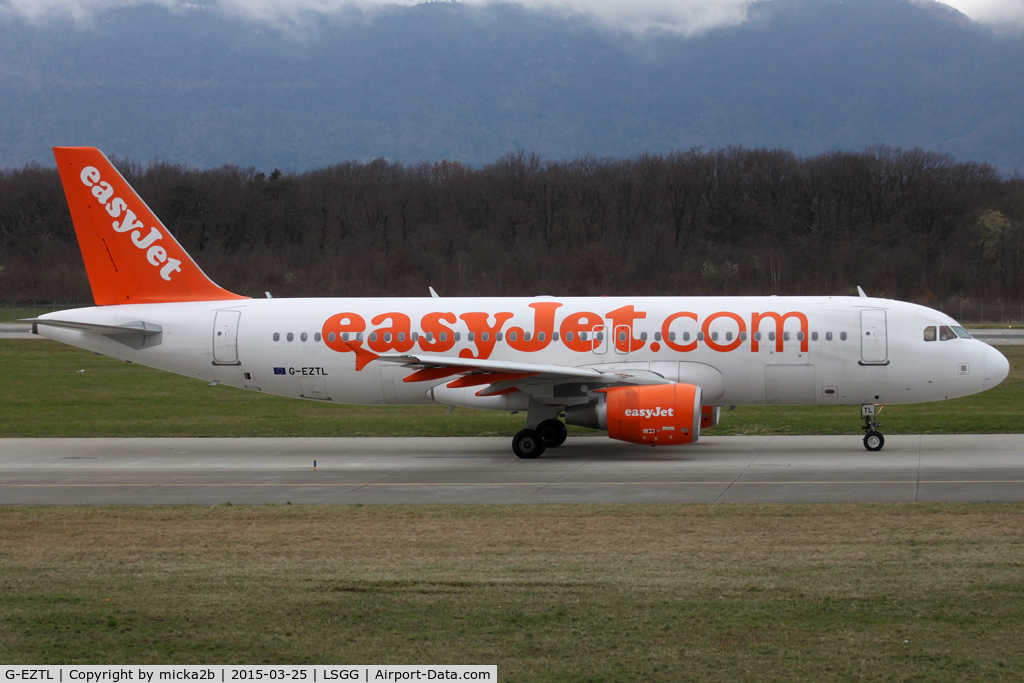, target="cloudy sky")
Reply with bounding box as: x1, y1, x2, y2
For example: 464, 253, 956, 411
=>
1, 0, 1022, 33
